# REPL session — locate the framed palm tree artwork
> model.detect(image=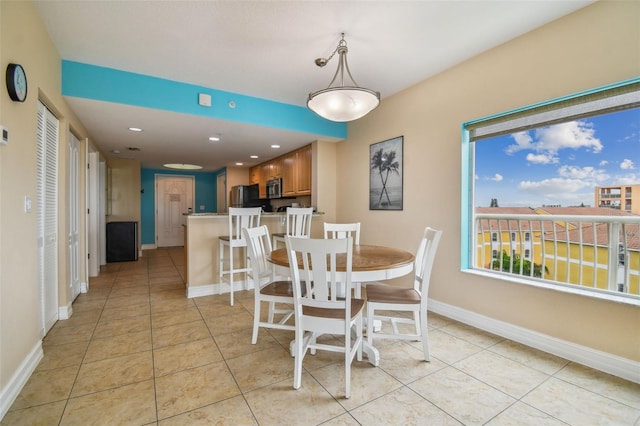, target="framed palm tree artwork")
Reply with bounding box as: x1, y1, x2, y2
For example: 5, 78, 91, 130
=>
369, 136, 403, 210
